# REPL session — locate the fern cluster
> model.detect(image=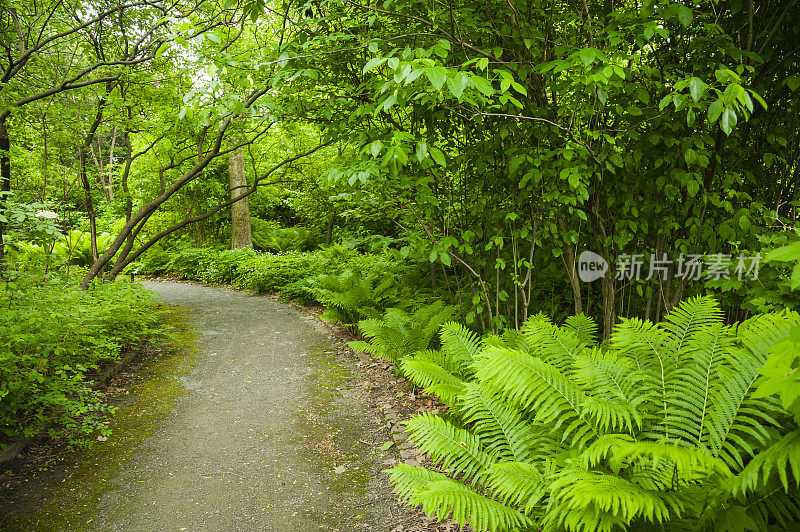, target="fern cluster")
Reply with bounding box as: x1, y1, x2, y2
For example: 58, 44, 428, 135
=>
348, 301, 456, 364
314, 266, 398, 326
388, 296, 800, 531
